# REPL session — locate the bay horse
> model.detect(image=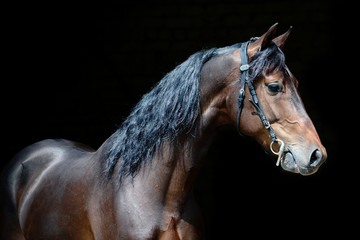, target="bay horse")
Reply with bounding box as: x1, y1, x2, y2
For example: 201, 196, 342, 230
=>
1, 23, 326, 239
